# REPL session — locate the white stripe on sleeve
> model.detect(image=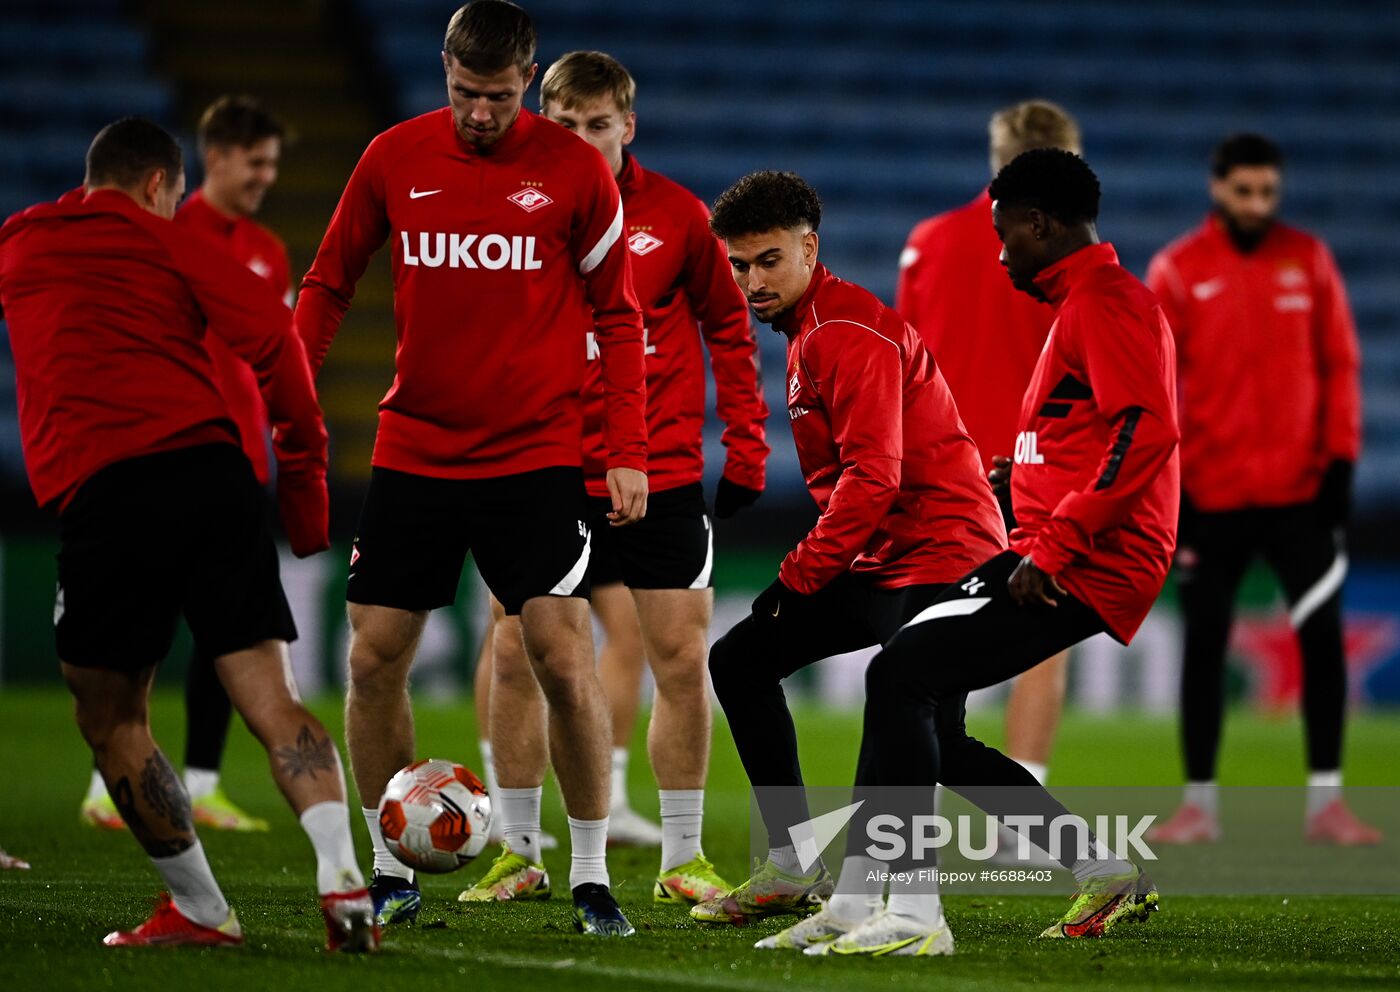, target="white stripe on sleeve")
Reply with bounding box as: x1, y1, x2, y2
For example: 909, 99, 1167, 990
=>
578, 201, 624, 275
